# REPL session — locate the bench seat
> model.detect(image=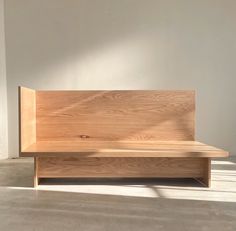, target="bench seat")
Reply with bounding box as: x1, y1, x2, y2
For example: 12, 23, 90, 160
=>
21, 141, 228, 158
